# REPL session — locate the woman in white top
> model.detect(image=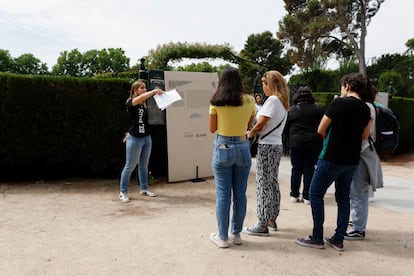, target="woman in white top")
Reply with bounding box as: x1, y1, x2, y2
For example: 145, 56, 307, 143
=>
245, 70, 290, 236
